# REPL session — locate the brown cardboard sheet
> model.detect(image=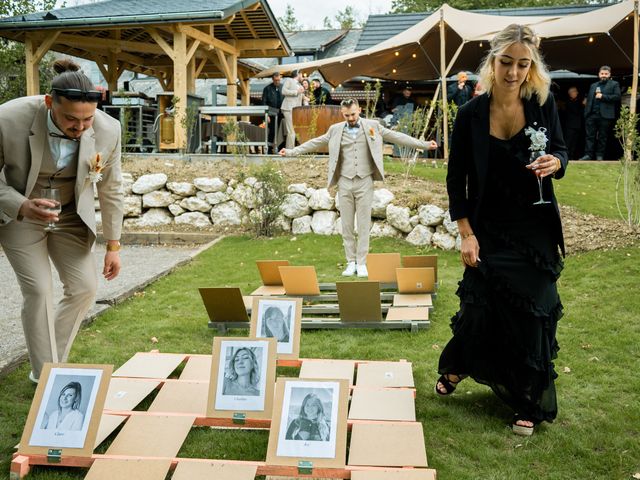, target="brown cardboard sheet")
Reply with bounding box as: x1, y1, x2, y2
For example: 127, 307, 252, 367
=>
348, 422, 428, 467
366, 253, 401, 283
393, 294, 433, 307
105, 414, 195, 457
396, 267, 435, 294
85, 459, 172, 480
148, 381, 209, 415
348, 388, 416, 421
94, 414, 127, 448
299, 359, 356, 386
257, 259, 291, 285
279, 266, 320, 296
179, 355, 212, 381
351, 468, 437, 480
104, 377, 161, 411
112, 352, 185, 379
250, 297, 303, 360
385, 306, 429, 321
336, 281, 382, 322
356, 362, 414, 388
251, 285, 287, 296
172, 461, 258, 480
402, 254, 438, 282
198, 287, 250, 323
